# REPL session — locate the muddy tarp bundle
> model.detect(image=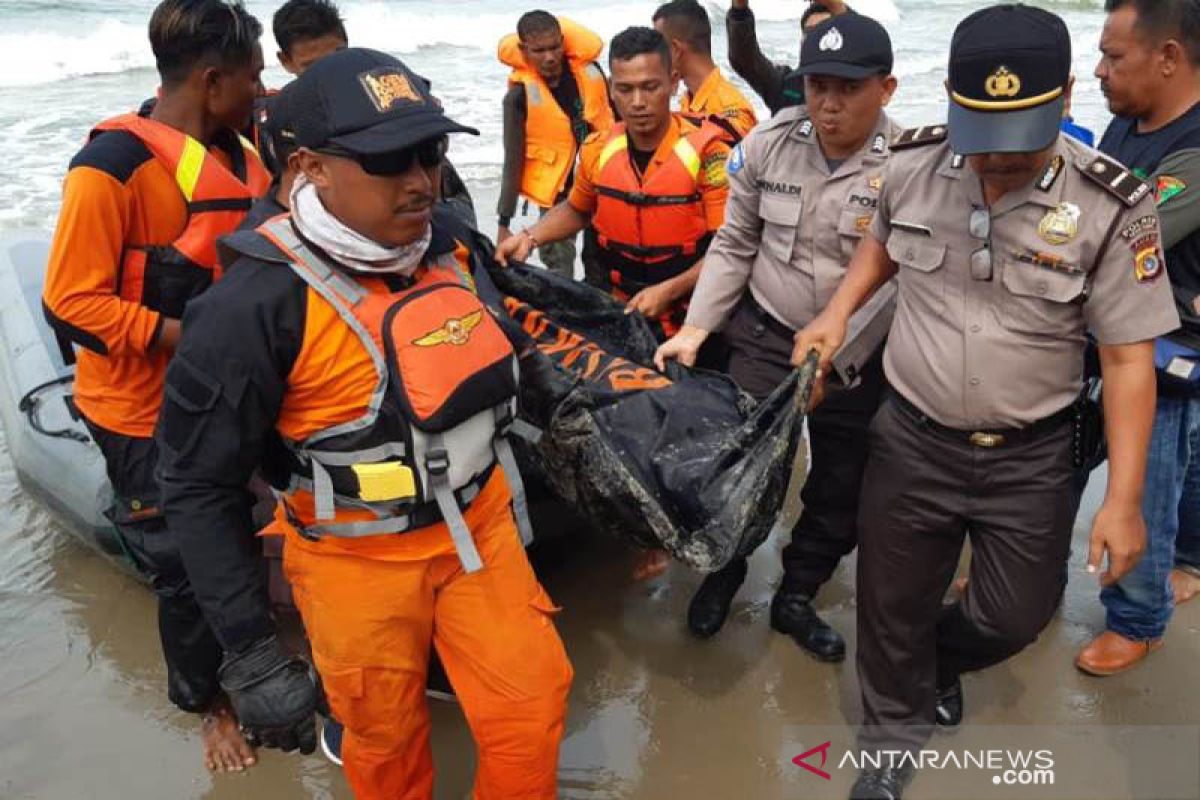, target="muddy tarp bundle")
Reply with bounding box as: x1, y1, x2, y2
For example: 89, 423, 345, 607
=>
481, 257, 816, 574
